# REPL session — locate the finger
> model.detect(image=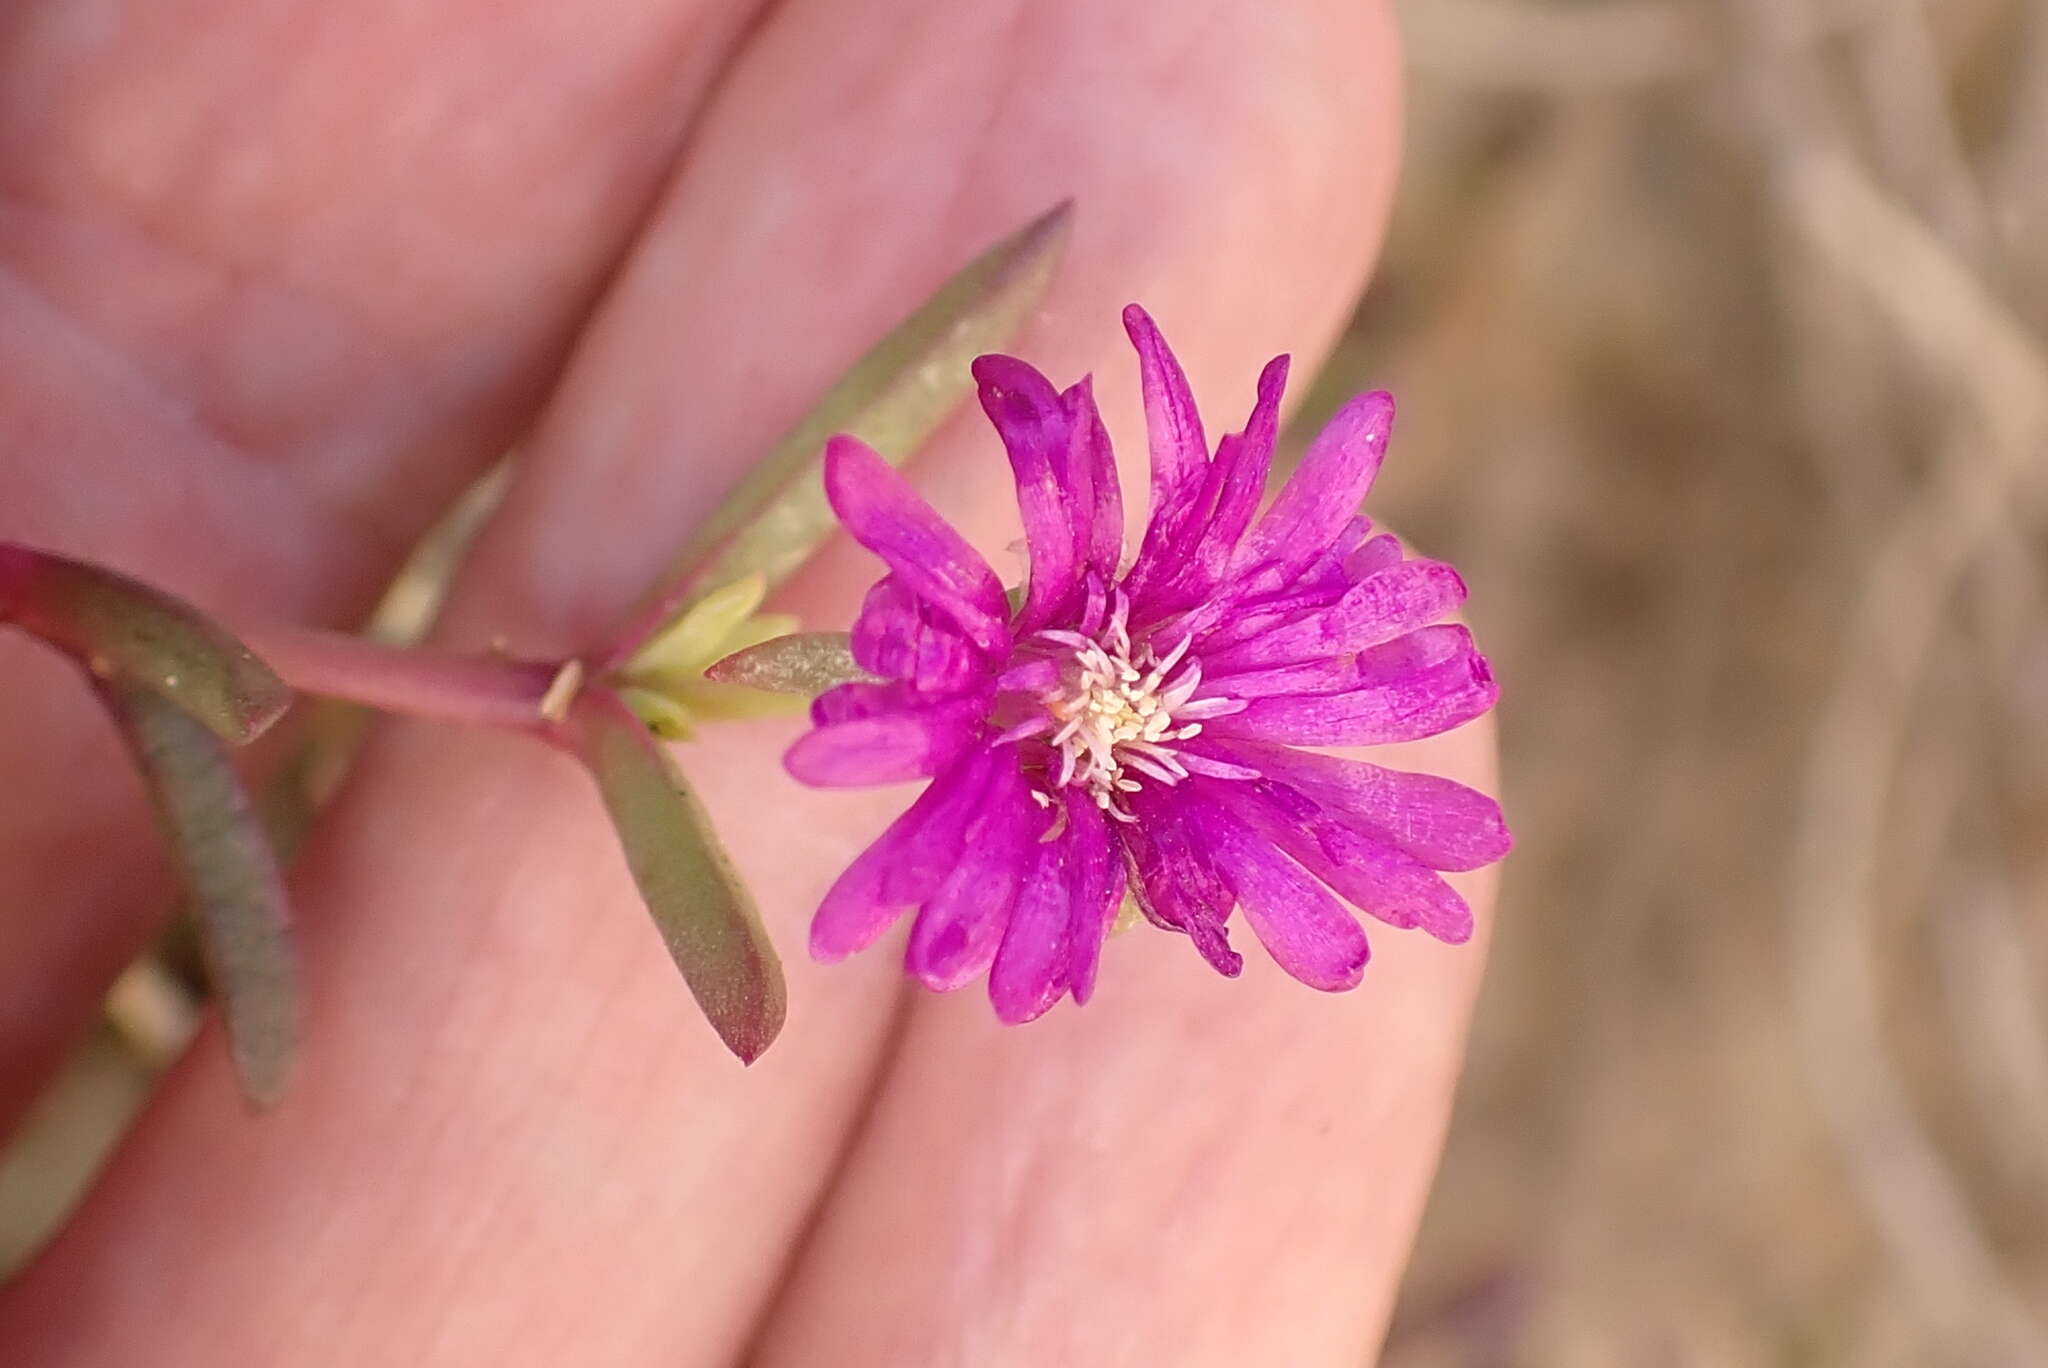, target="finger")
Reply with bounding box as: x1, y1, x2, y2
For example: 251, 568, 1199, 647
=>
0, 0, 1410, 1361
0, 0, 759, 1127
754, 739, 1497, 1367
739, 14, 1475, 1358
457, 0, 1399, 645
